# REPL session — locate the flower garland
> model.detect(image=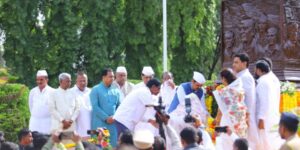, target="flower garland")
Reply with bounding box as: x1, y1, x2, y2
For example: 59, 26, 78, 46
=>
90, 127, 112, 150
204, 82, 223, 117
280, 81, 296, 96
